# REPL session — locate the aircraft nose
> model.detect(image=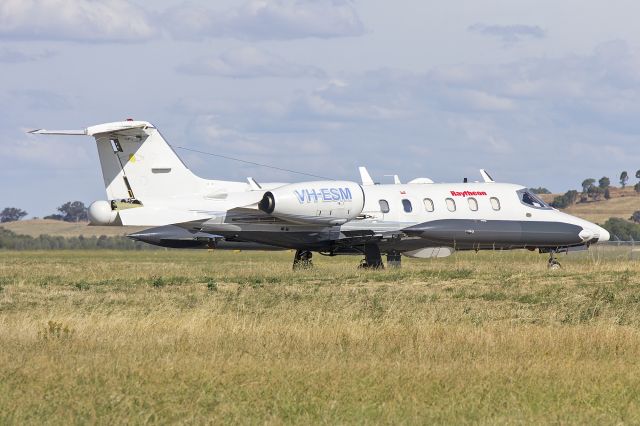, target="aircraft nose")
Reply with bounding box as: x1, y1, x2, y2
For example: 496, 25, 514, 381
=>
578, 229, 594, 242
597, 227, 610, 242
580, 226, 610, 243
578, 226, 609, 243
